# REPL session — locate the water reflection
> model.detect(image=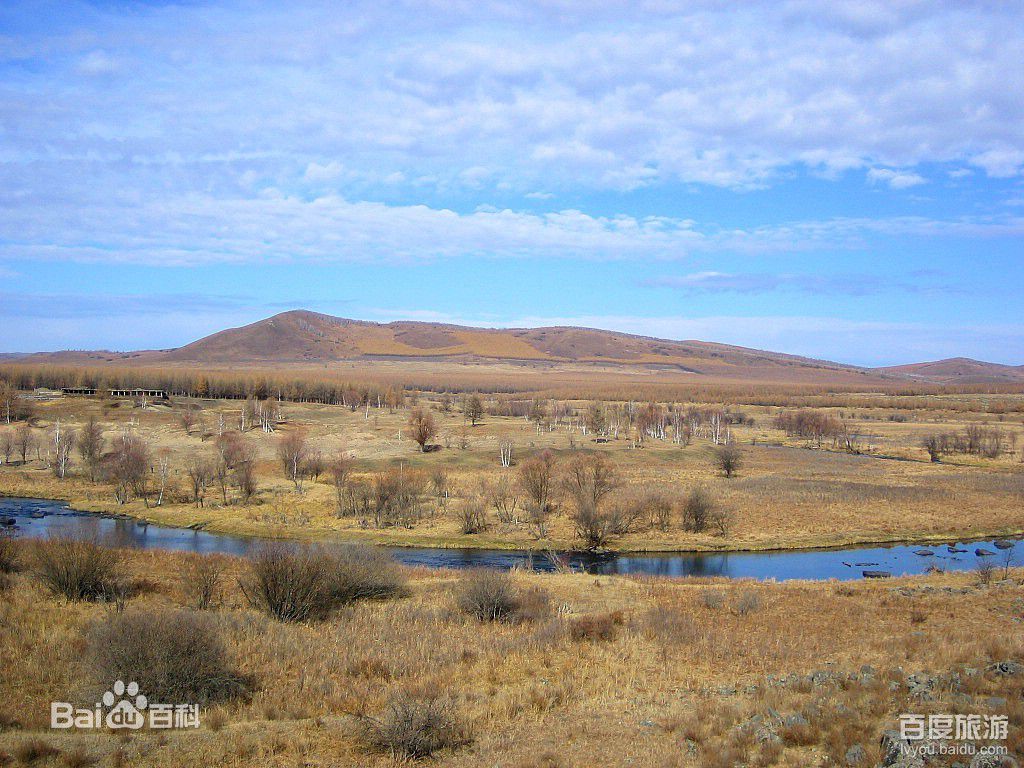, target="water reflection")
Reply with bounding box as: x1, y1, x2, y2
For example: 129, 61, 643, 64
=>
3, 497, 1019, 582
